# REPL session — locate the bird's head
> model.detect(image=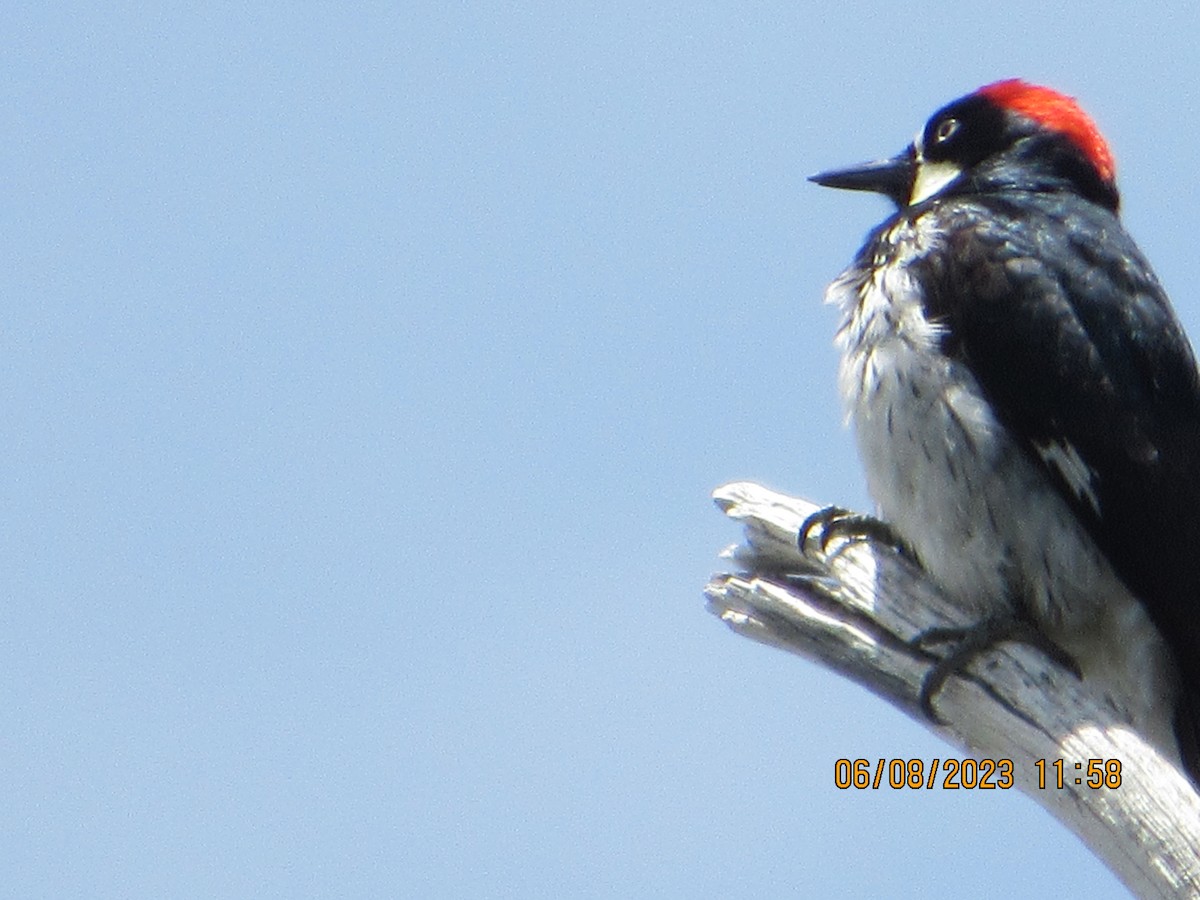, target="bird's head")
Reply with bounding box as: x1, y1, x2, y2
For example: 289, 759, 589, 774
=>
811, 80, 1119, 212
